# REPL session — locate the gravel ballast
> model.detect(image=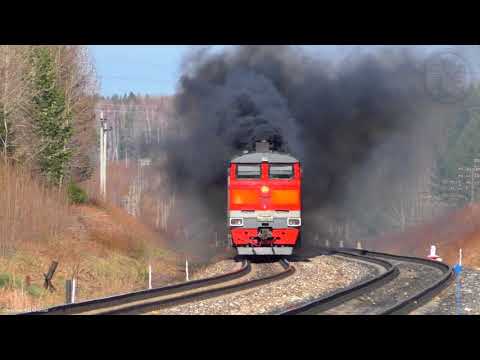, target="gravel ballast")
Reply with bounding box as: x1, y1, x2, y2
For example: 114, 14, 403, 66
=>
150, 255, 374, 315
191, 260, 241, 280
412, 268, 480, 315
